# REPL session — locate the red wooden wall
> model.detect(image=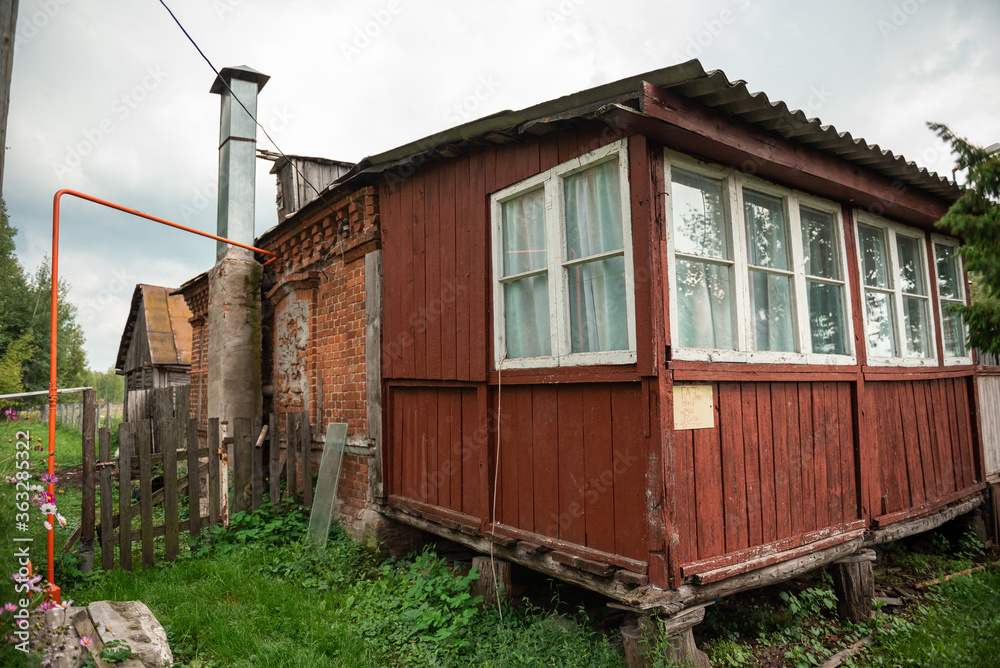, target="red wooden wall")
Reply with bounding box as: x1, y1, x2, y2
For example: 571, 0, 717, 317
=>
379, 122, 641, 383
389, 386, 482, 521
673, 381, 858, 572
492, 383, 649, 565
868, 378, 978, 518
